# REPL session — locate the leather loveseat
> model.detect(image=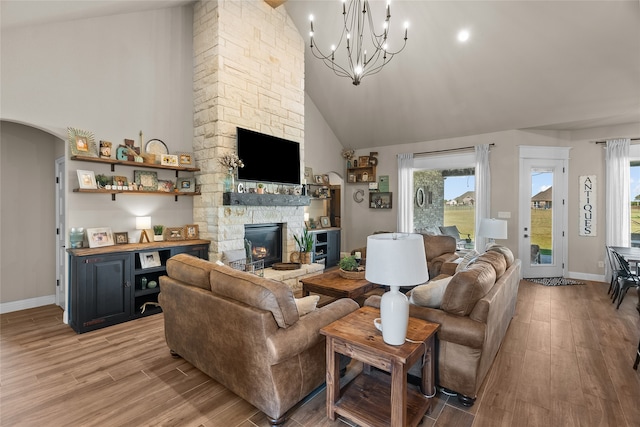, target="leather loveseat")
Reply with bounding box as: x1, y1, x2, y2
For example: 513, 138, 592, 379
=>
159, 254, 359, 426
365, 246, 521, 407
